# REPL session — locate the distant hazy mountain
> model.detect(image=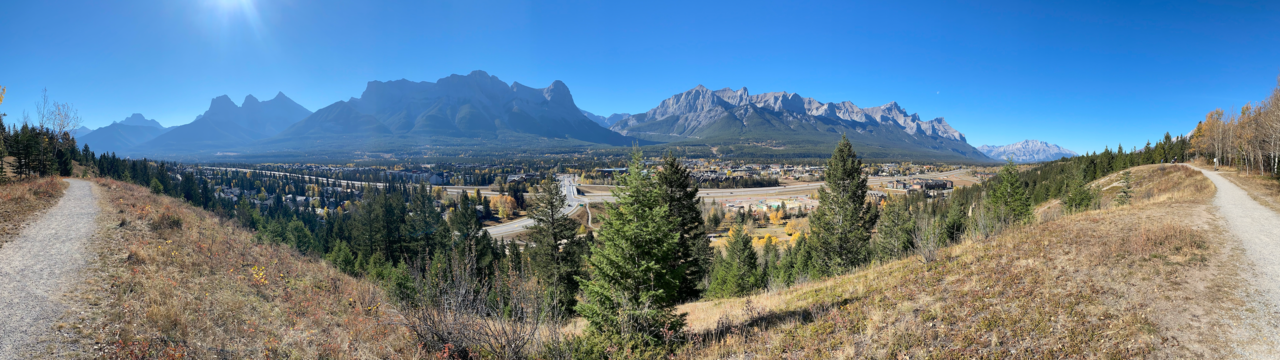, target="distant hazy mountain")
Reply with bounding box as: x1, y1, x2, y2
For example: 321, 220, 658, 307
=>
608, 85, 988, 161
78, 122, 169, 154
72, 126, 93, 137
116, 113, 166, 129
259, 70, 635, 151
132, 92, 311, 155
978, 140, 1077, 163
581, 110, 631, 127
